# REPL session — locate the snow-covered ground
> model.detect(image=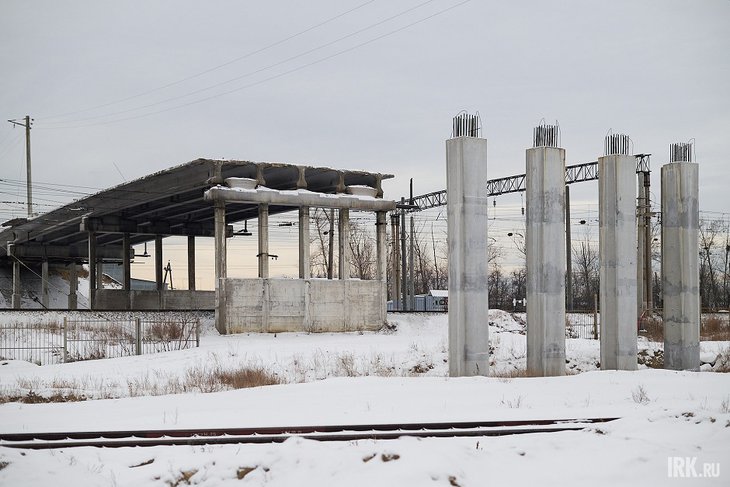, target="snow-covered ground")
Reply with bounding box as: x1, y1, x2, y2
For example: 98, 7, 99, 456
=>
1, 311, 728, 486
